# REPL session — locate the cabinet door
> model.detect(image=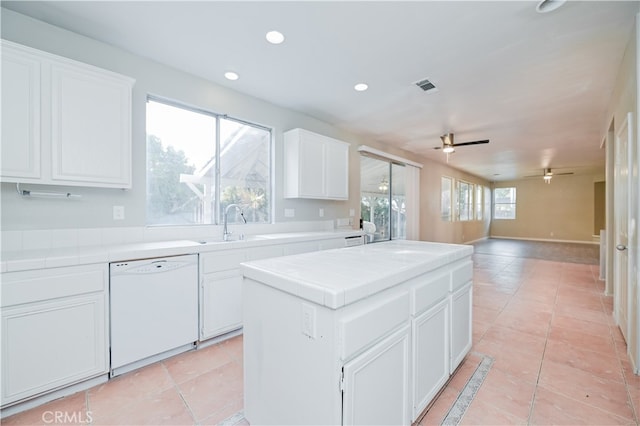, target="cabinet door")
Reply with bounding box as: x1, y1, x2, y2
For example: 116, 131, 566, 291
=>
200, 270, 243, 340
50, 61, 132, 188
325, 139, 349, 199
1, 43, 41, 180
450, 282, 473, 373
1, 294, 107, 405
412, 299, 449, 420
342, 324, 411, 426
297, 133, 325, 198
